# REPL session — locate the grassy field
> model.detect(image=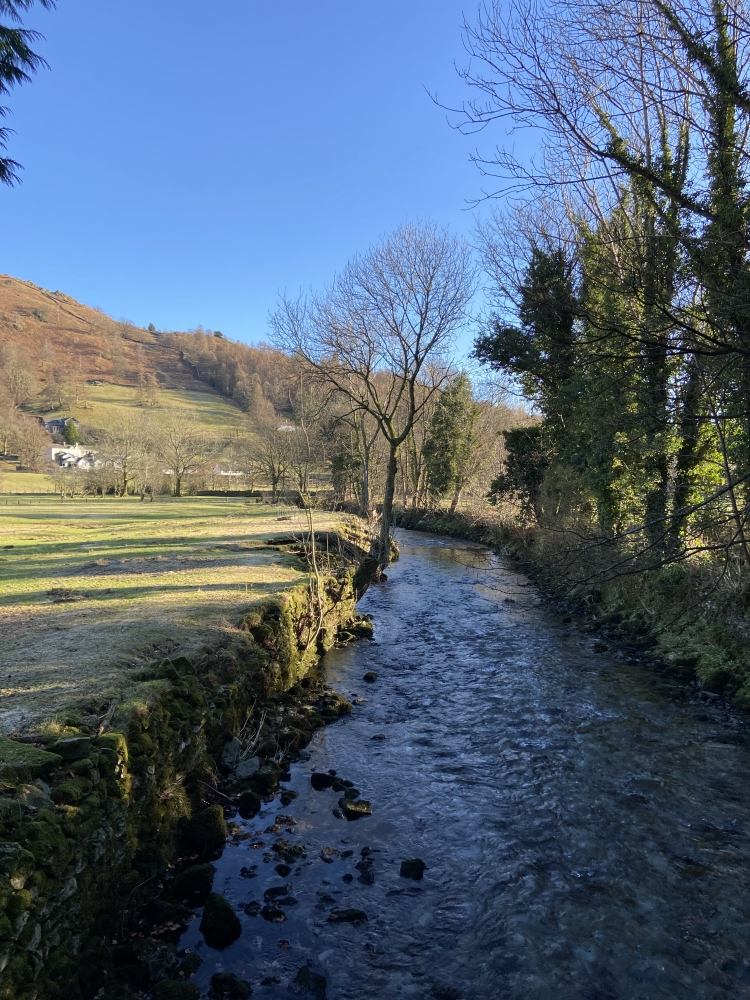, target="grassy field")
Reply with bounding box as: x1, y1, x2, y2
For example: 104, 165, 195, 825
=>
0, 495, 340, 736
41, 383, 245, 434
